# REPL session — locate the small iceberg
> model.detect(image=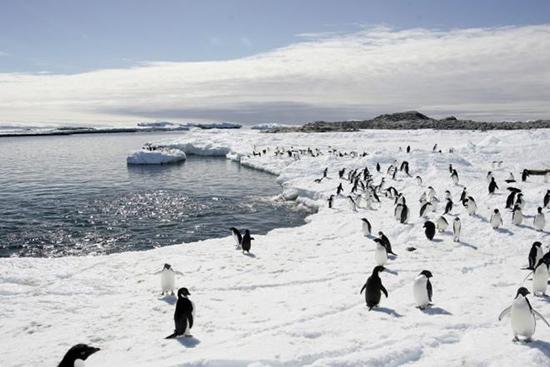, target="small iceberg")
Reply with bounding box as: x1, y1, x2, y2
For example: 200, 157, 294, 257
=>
127, 145, 187, 165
